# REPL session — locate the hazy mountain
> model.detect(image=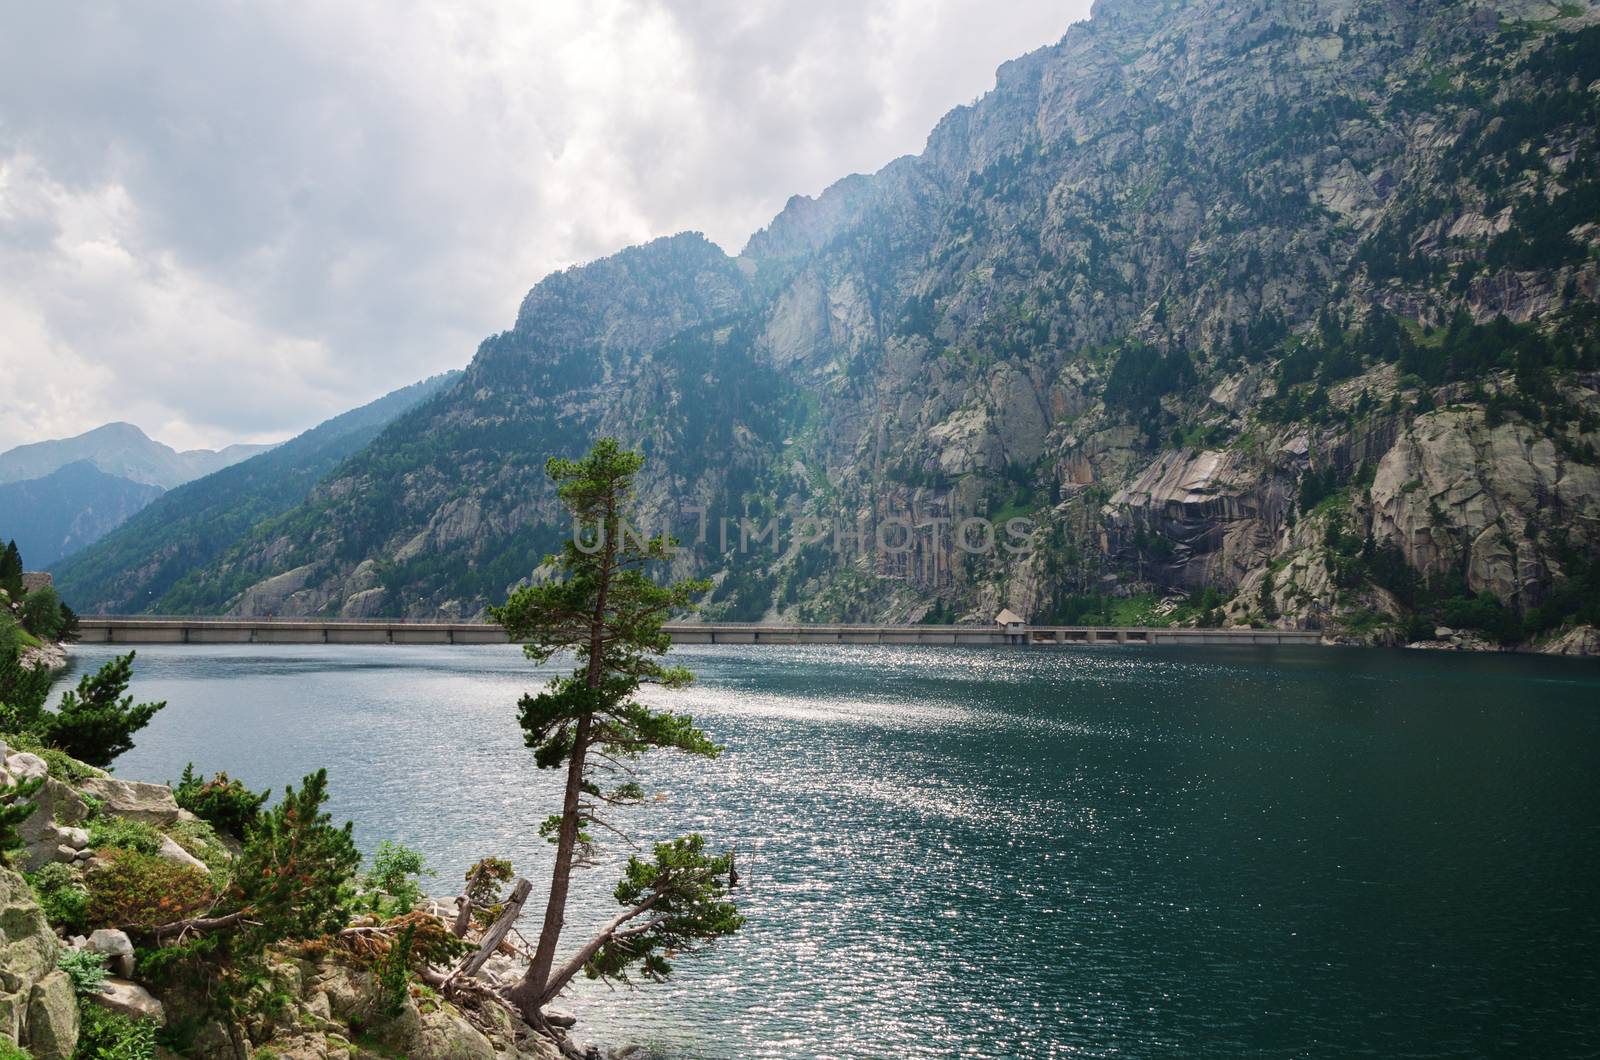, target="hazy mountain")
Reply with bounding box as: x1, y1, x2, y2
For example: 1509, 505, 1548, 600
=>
54, 373, 460, 613
71, 0, 1600, 646
0, 462, 165, 568
0, 421, 274, 490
